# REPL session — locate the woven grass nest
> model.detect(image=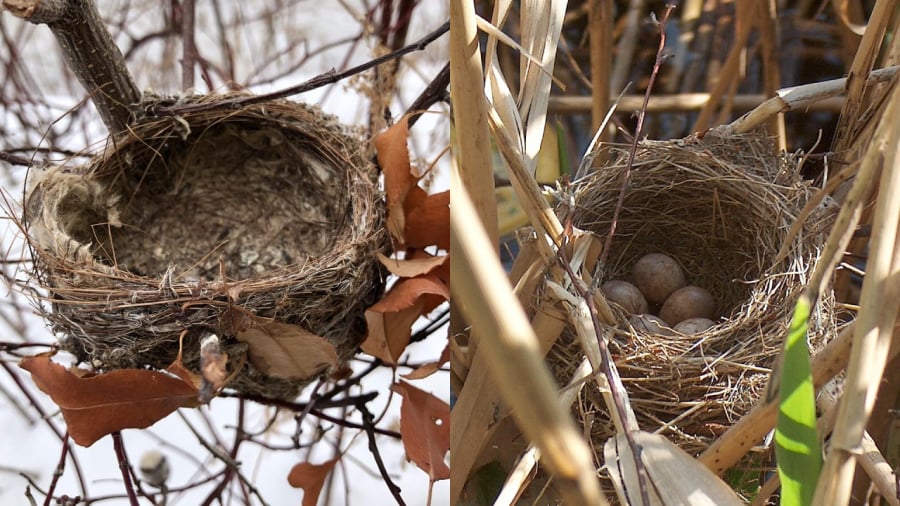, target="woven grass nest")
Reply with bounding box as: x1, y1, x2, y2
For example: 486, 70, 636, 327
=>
24, 93, 385, 400
549, 129, 840, 457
